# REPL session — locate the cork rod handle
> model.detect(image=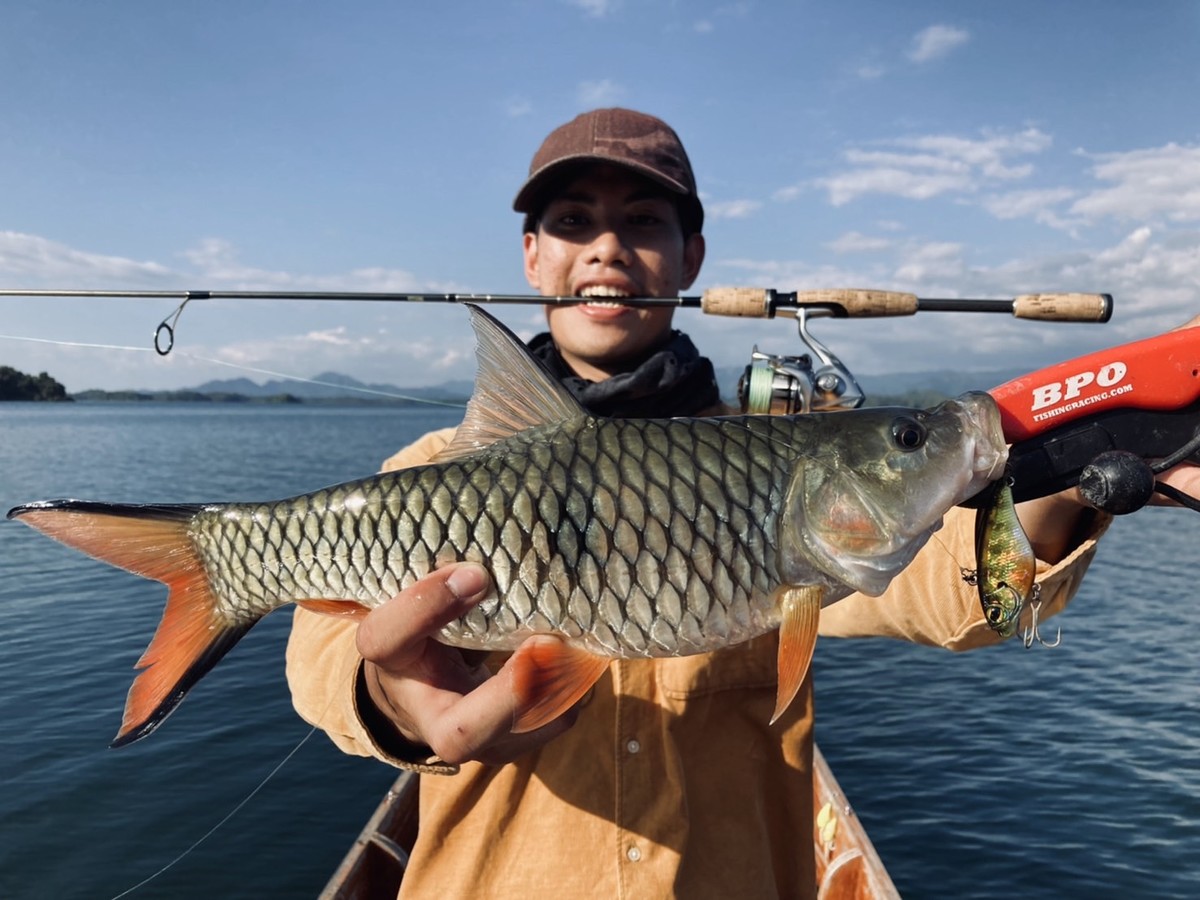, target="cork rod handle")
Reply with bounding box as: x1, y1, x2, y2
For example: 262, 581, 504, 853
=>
1012, 293, 1113, 322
